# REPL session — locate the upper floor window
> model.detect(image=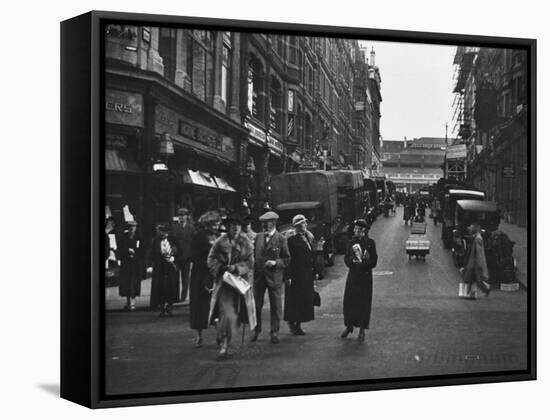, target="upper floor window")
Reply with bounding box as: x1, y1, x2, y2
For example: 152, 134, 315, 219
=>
289, 36, 300, 66
159, 28, 177, 81
186, 30, 215, 103
248, 57, 264, 121
221, 32, 233, 107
